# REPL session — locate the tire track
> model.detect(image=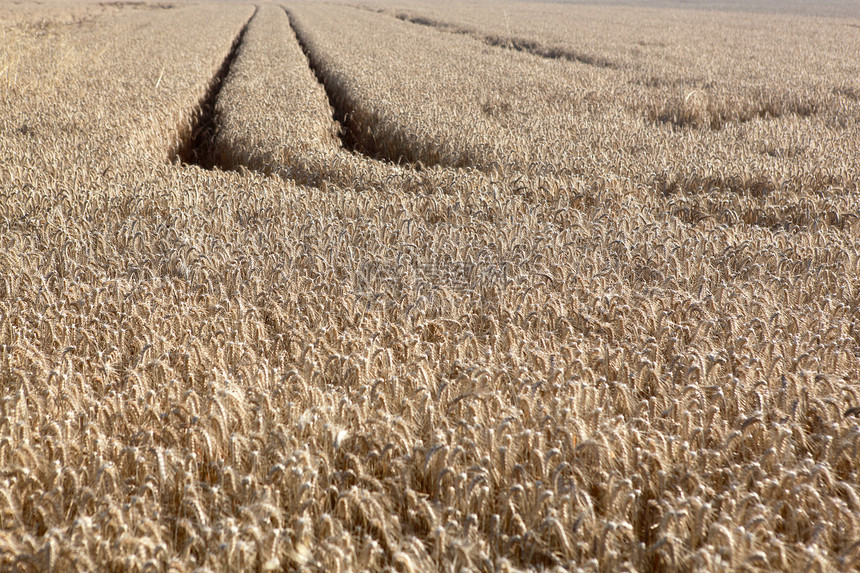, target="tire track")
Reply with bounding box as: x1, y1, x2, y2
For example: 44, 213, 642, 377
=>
171, 6, 257, 168
367, 7, 618, 69
284, 6, 459, 167
283, 7, 367, 159
174, 4, 460, 183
